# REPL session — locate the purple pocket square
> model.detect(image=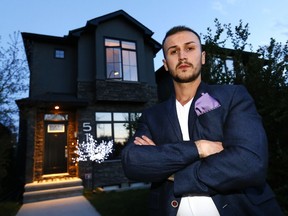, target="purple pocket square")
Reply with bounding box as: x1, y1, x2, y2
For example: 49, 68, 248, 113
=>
195, 93, 221, 116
